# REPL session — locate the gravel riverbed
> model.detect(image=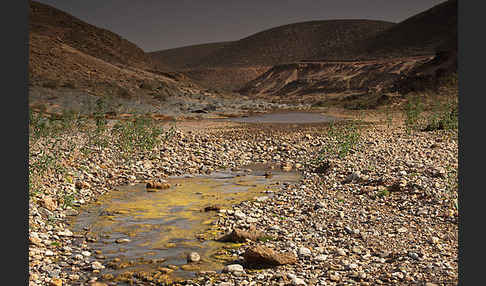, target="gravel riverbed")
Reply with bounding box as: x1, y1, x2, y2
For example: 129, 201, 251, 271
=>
29, 116, 458, 286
